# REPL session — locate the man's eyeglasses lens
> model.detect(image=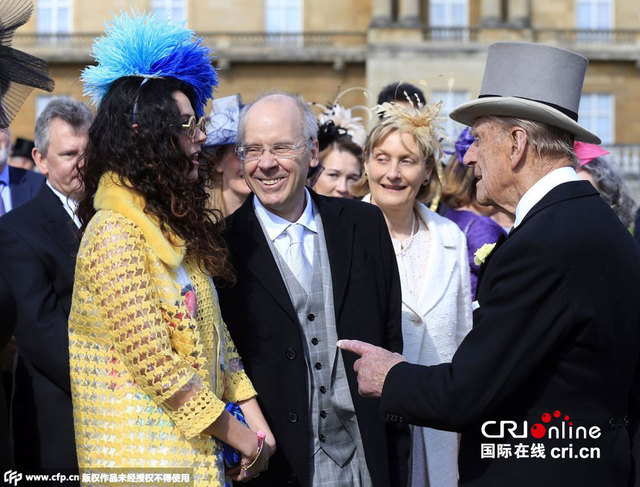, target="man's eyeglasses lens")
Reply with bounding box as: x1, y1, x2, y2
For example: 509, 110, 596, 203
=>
237, 143, 304, 161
